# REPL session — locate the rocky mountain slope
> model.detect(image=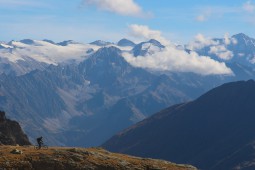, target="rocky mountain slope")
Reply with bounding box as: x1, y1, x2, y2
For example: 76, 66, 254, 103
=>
0, 111, 30, 145
103, 80, 255, 170
1, 34, 255, 147
0, 146, 196, 170
0, 47, 207, 147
